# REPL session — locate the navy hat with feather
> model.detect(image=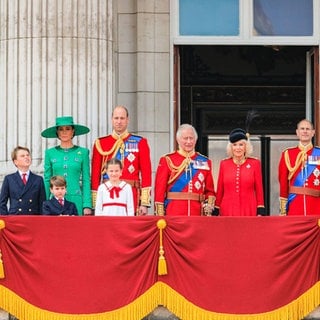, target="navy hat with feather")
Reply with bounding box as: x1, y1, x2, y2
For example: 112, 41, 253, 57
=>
229, 128, 247, 143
